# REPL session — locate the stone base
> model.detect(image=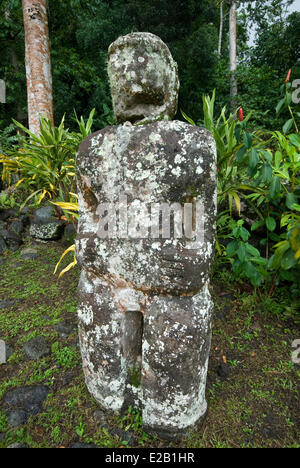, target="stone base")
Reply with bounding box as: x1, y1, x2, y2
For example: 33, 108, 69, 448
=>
142, 407, 208, 441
